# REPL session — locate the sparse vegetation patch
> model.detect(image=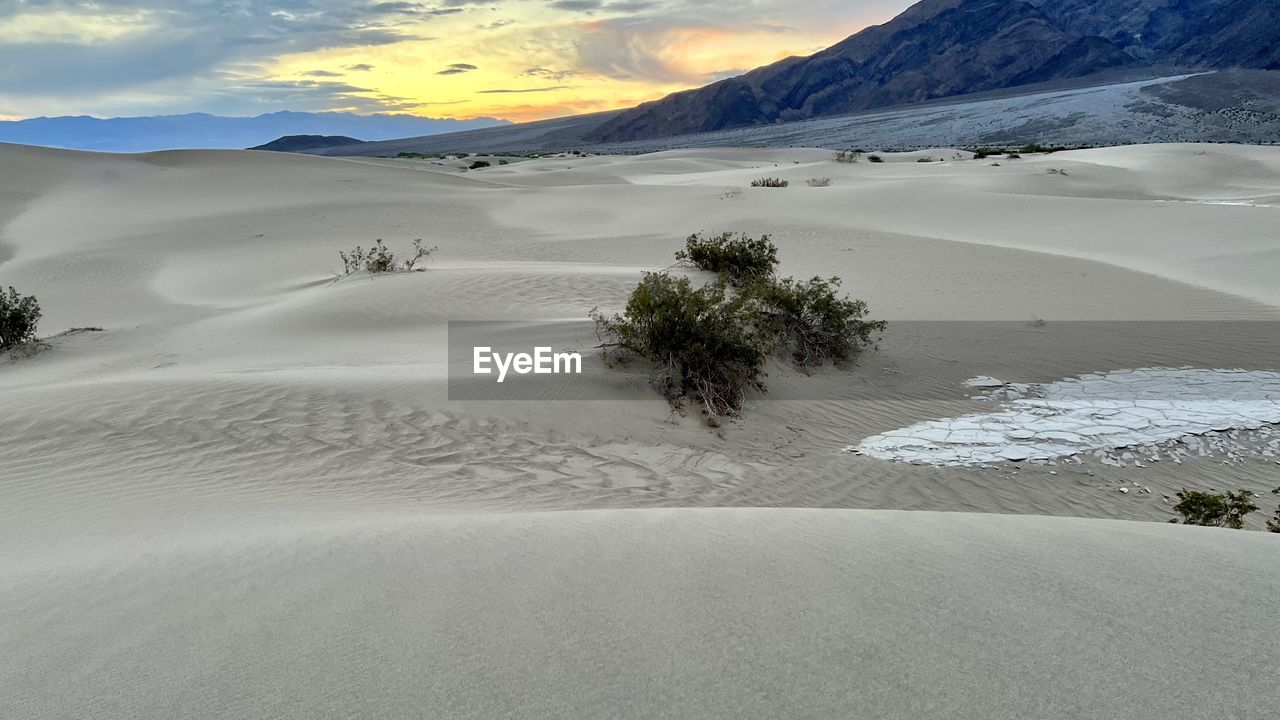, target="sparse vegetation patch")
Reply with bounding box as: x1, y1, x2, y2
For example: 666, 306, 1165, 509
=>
675, 232, 778, 287
750, 177, 789, 188
338, 239, 438, 276
807, 177, 832, 187
750, 275, 886, 368
0, 286, 41, 350
595, 234, 884, 425
1269, 488, 1280, 533
1172, 489, 1259, 529
591, 273, 769, 425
